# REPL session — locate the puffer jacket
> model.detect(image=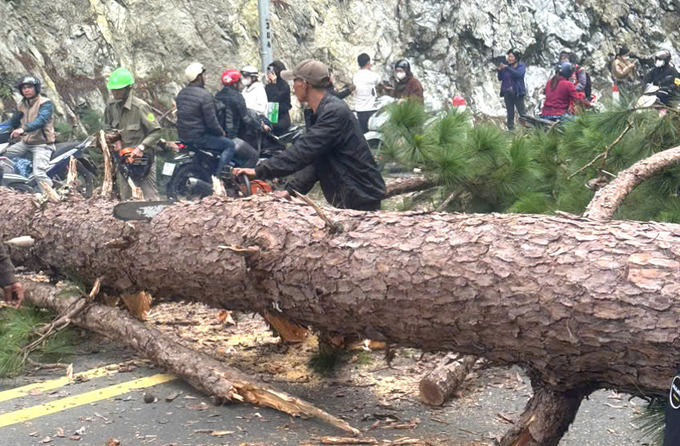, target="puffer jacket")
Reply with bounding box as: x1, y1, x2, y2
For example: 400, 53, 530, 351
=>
175, 83, 224, 142
215, 86, 248, 139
